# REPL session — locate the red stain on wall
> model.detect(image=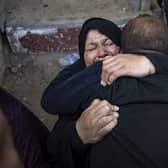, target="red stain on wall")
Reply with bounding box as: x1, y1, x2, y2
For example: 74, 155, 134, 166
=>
20, 27, 80, 53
